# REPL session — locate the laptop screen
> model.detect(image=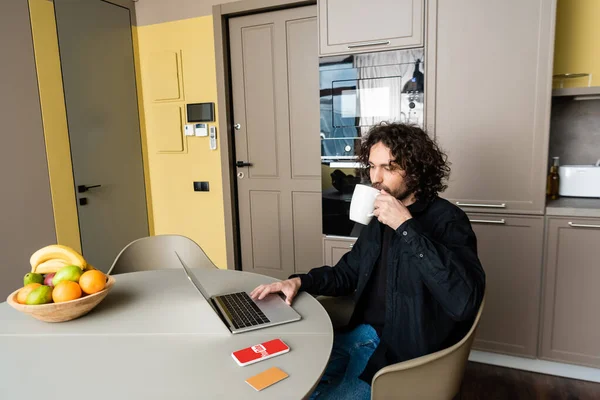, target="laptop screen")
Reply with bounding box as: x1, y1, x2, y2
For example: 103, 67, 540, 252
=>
174, 251, 236, 331
175, 251, 213, 298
